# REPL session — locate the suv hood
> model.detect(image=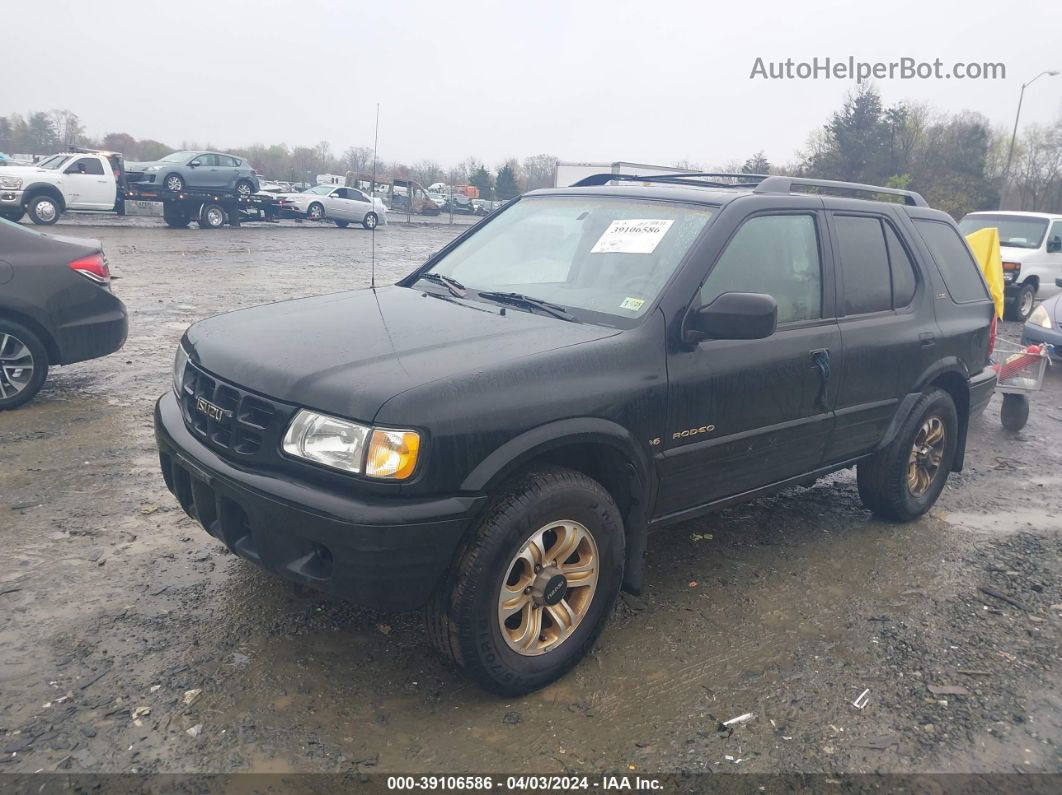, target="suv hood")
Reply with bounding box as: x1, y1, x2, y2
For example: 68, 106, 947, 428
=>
999, 244, 1038, 261
184, 285, 618, 421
